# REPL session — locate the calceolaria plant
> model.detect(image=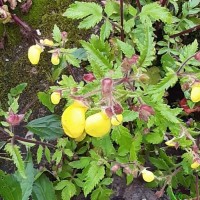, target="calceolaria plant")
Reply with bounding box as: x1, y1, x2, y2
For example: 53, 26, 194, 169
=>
1, 0, 200, 200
